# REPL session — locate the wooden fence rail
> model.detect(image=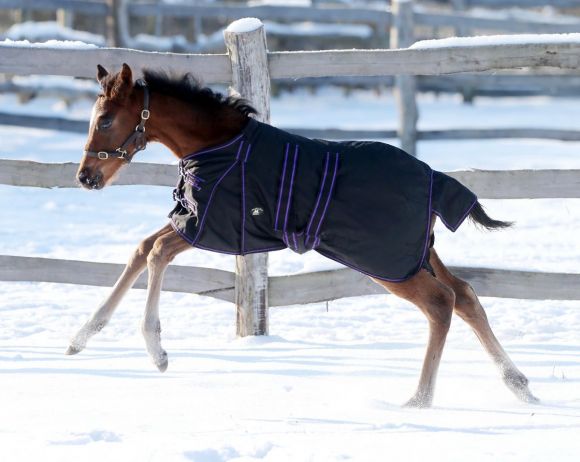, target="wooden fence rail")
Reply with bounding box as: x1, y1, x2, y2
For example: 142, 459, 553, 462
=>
6, 112, 580, 144
2, 159, 580, 200
2, 255, 579, 303
3, 41, 580, 82
2, 12, 580, 337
